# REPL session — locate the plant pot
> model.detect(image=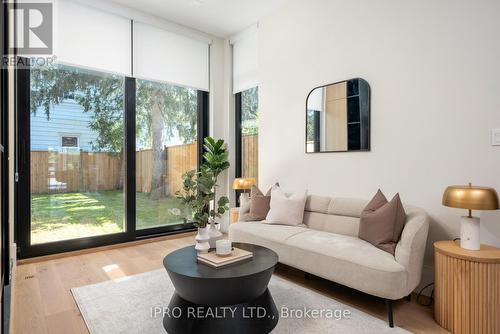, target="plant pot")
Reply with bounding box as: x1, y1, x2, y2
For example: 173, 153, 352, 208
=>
208, 219, 223, 249
195, 226, 210, 253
